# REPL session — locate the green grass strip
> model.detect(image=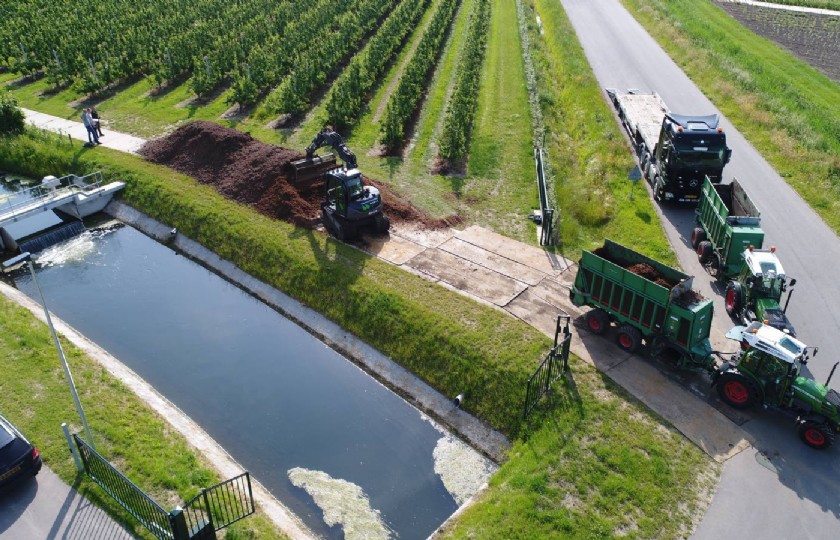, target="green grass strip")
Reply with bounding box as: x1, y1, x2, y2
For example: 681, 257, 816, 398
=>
622, 0, 840, 237
525, 0, 675, 263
